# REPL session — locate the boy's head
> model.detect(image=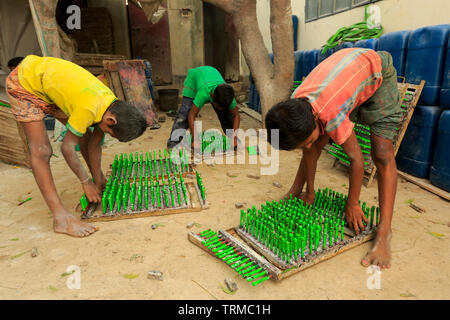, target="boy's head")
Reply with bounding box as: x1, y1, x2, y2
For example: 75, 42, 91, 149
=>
98, 100, 147, 142
212, 84, 235, 110
7, 57, 24, 71
265, 98, 320, 150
